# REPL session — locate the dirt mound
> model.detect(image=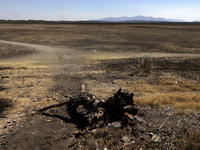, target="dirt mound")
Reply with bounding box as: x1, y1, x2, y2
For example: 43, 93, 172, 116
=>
0, 43, 35, 59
